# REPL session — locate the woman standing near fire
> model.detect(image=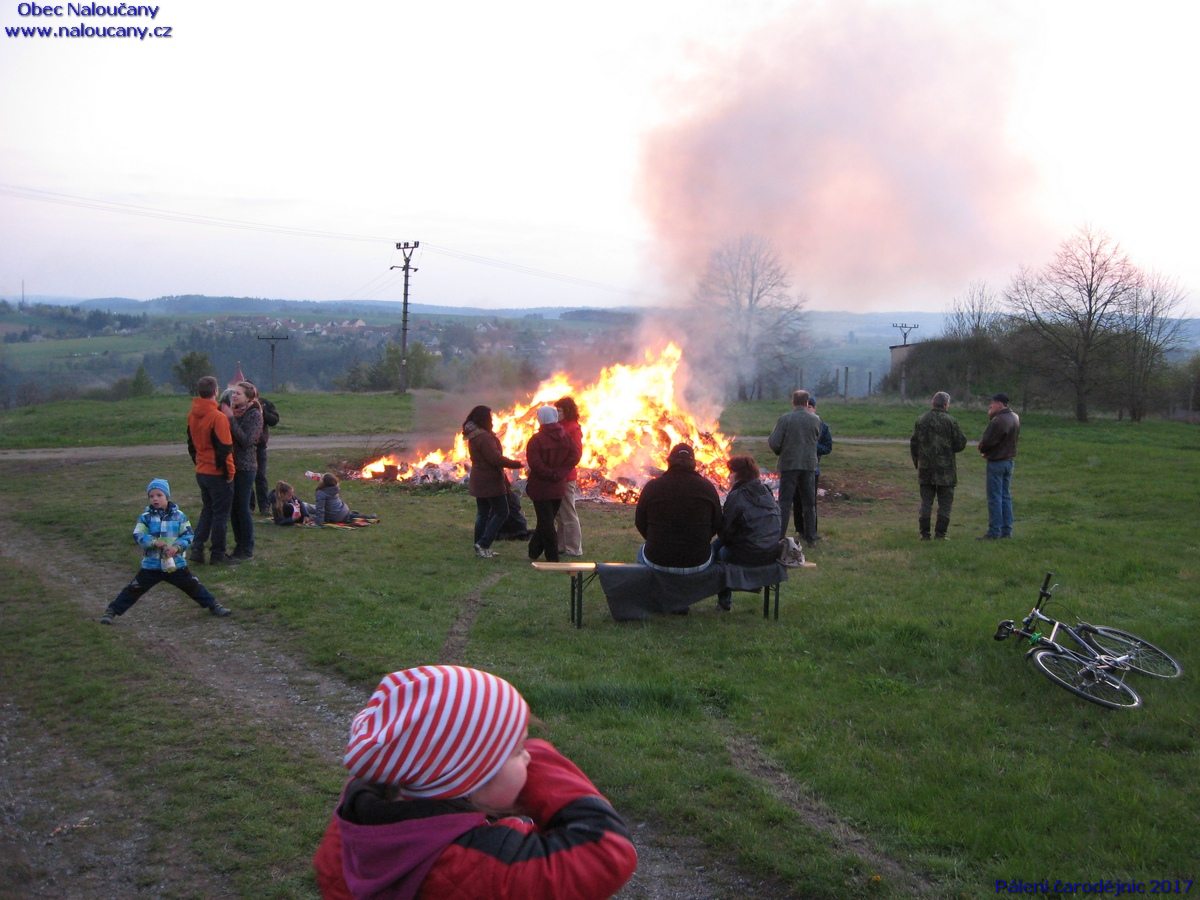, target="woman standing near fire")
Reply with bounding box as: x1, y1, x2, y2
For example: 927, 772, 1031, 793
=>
464, 405, 523, 559
553, 396, 584, 557
525, 405, 581, 563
